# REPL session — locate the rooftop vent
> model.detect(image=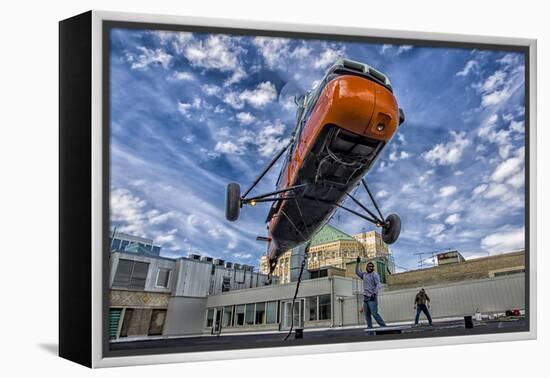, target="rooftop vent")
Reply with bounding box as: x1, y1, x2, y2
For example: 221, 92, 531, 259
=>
189, 254, 201, 260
